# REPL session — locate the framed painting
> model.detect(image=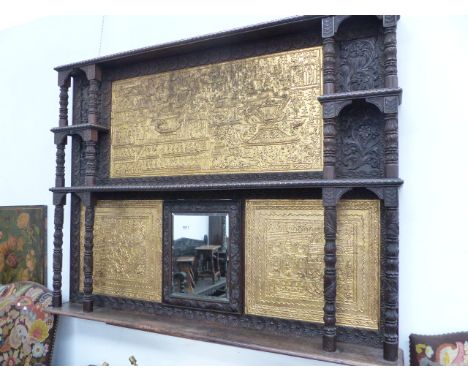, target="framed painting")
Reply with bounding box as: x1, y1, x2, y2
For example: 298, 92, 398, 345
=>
0, 205, 47, 285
